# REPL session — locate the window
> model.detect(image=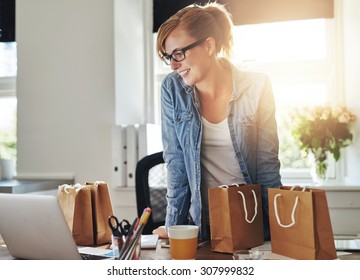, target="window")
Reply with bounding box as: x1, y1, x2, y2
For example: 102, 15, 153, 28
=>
0, 42, 17, 162
0, 42, 17, 77
153, 19, 339, 181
